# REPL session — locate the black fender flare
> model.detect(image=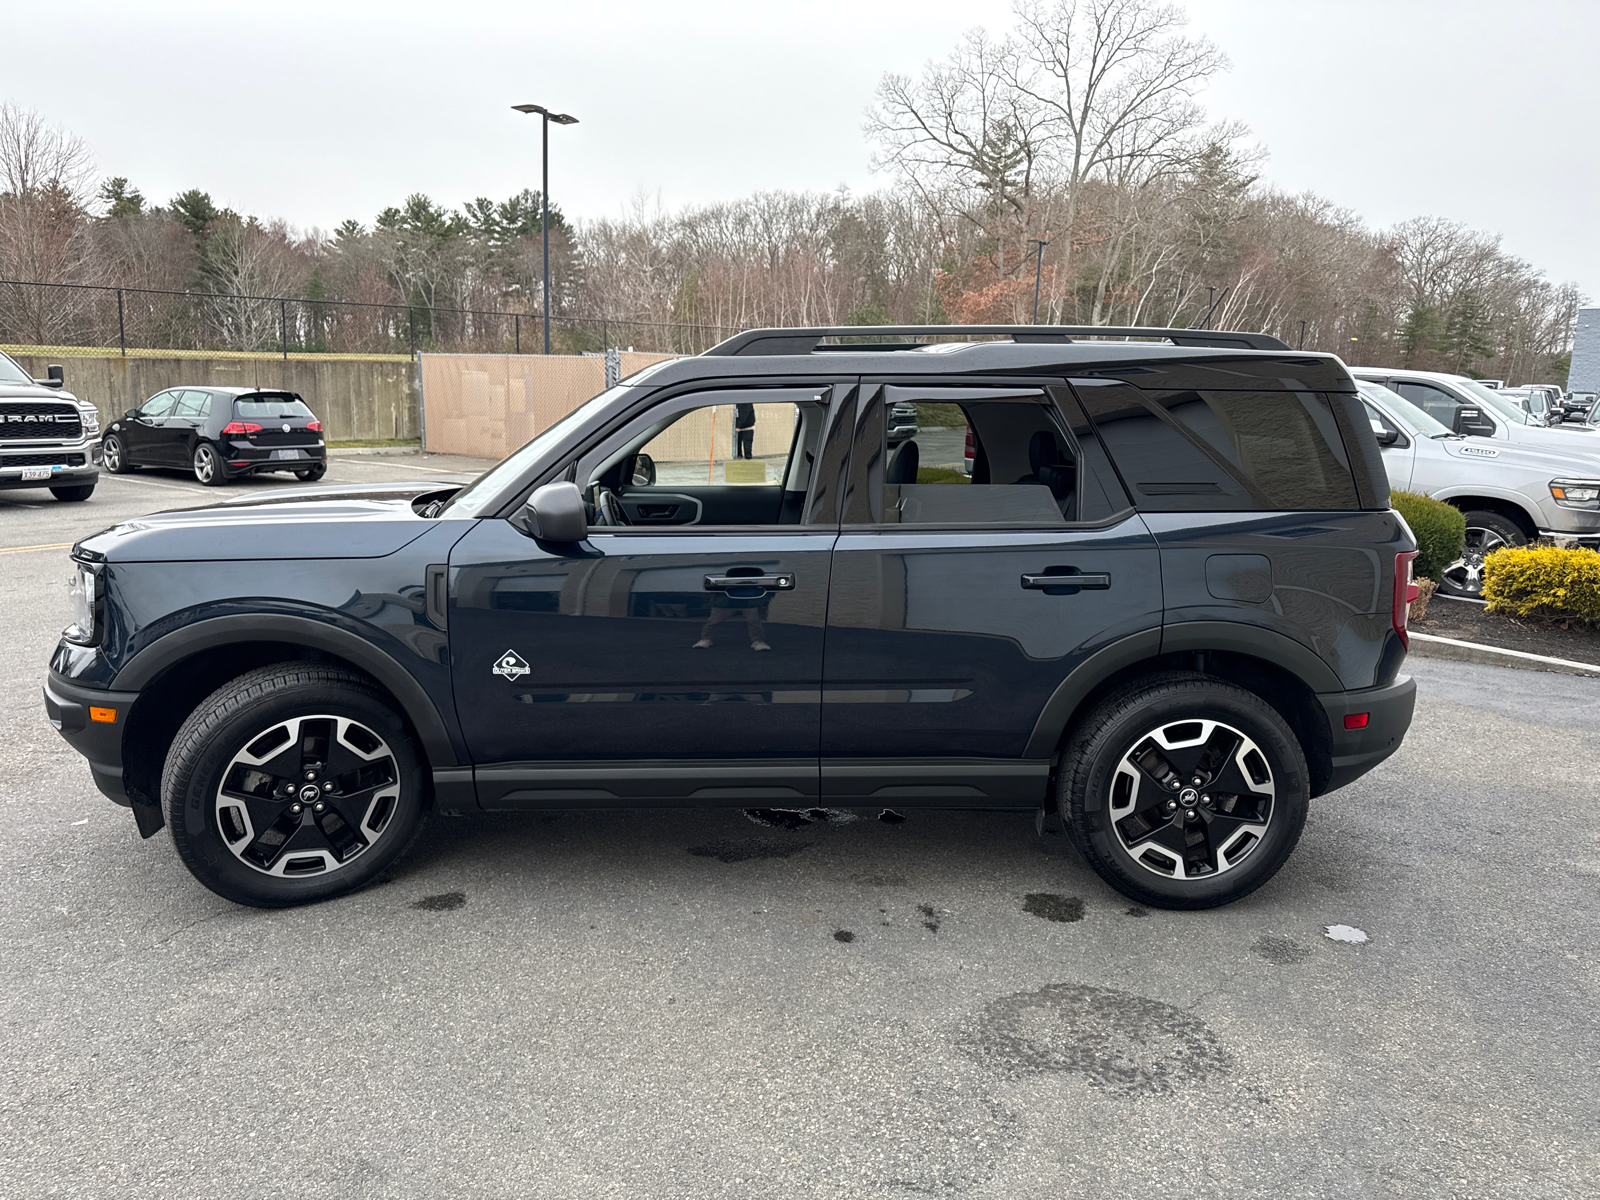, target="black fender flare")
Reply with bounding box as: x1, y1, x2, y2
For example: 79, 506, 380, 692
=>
112, 613, 461, 768
1023, 621, 1342, 758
